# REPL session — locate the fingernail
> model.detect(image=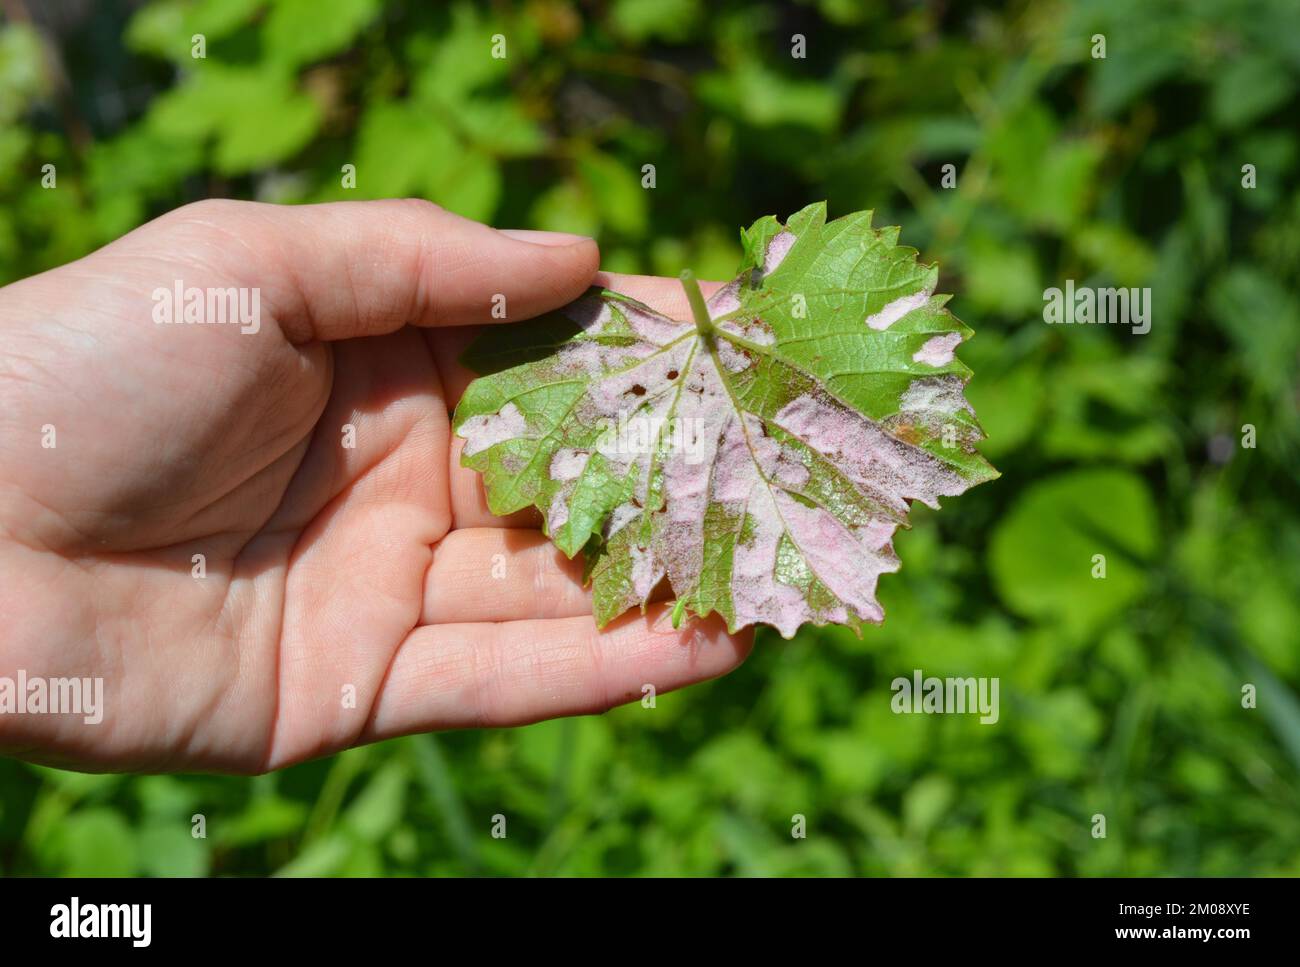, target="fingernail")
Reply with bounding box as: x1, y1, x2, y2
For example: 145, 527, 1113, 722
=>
498, 228, 593, 246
